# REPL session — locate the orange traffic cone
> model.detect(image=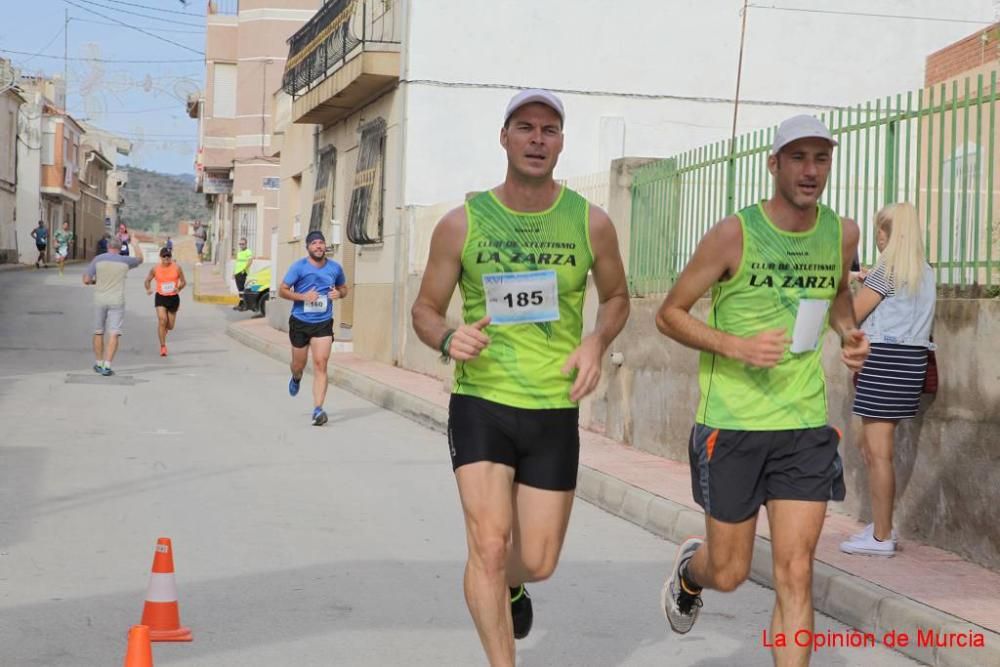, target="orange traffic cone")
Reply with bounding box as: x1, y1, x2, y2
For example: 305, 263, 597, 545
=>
123, 625, 154, 667
139, 537, 192, 641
